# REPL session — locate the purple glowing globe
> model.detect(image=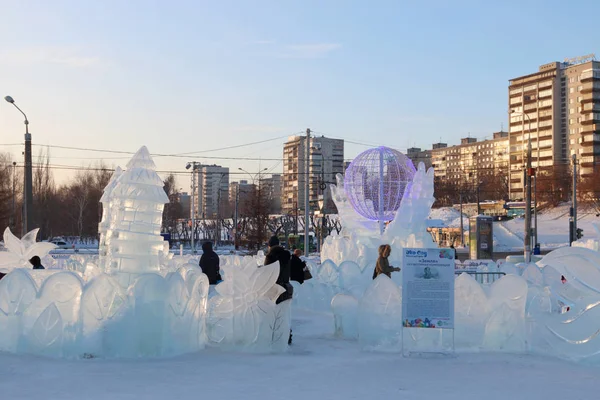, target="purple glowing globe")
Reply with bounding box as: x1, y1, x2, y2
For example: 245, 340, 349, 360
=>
344, 147, 416, 221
